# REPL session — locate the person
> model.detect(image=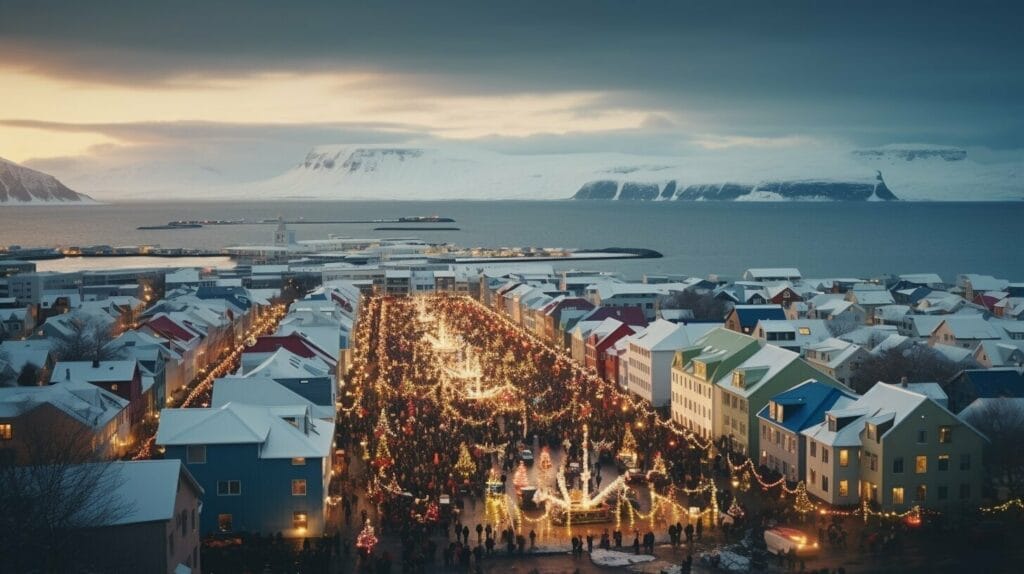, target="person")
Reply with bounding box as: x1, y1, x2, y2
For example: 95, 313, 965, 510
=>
455, 519, 463, 543
476, 523, 483, 544
614, 529, 623, 548
633, 533, 641, 555
463, 525, 470, 545
668, 524, 677, 548
695, 518, 703, 541
571, 536, 579, 558
684, 523, 694, 544
682, 553, 693, 574
485, 523, 492, 541
529, 529, 537, 549
485, 535, 494, 556
586, 533, 594, 553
